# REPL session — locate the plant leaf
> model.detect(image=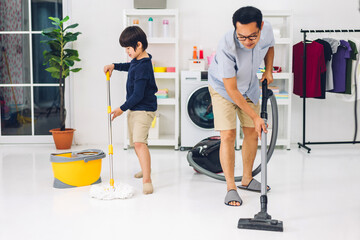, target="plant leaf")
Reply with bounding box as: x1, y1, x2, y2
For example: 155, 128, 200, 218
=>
50, 71, 60, 79
60, 16, 70, 24
70, 68, 82, 73
64, 23, 79, 31
45, 67, 60, 73
64, 49, 79, 57
64, 59, 74, 67
51, 22, 60, 27
63, 32, 81, 43
66, 55, 81, 61
62, 68, 70, 78
49, 17, 60, 23
41, 30, 59, 39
